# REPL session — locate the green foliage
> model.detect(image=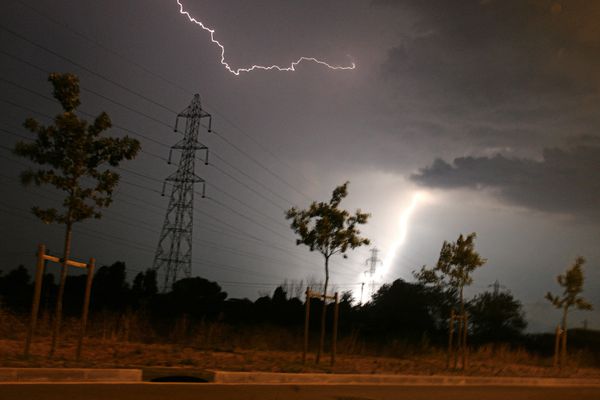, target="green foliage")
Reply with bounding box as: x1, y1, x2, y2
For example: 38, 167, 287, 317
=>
285, 181, 370, 260
468, 290, 527, 343
286, 181, 370, 363
414, 232, 486, 309
546, 256, 593, 313
13, 72, 141, 225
